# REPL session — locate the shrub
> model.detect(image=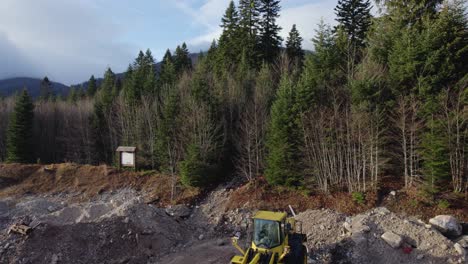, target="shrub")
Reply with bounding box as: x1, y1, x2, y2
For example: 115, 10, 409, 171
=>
437, 199, 450, 209
352, 192, 366, 205
409, 199, 419, 208
180, 143, 219, 187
